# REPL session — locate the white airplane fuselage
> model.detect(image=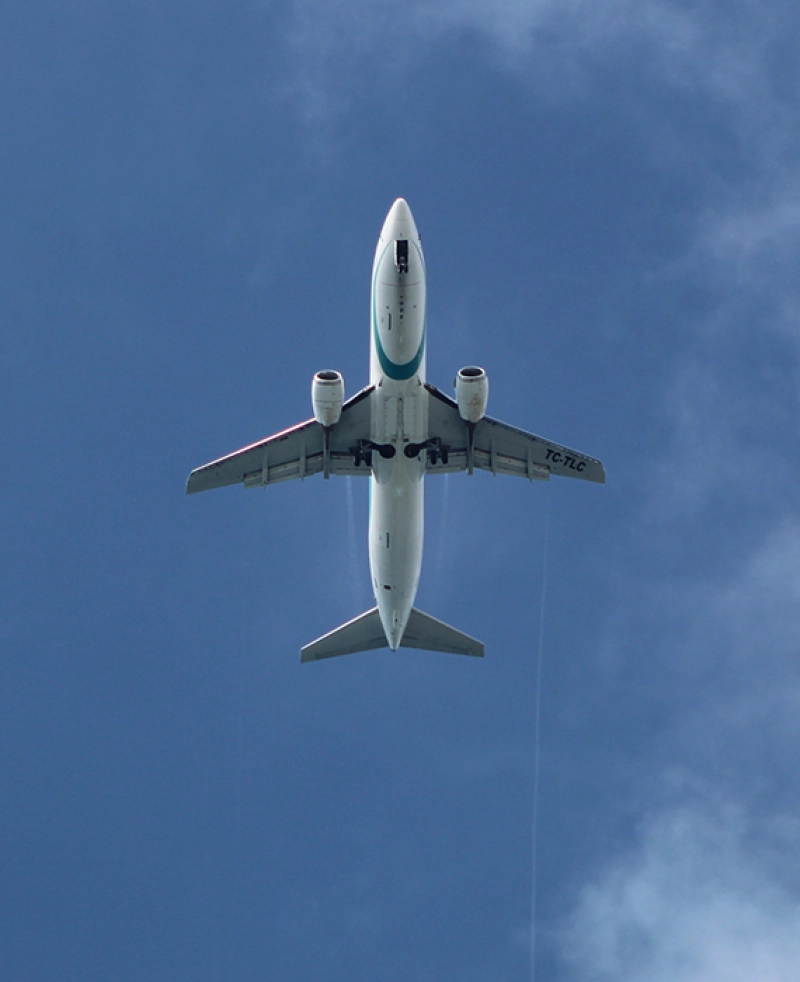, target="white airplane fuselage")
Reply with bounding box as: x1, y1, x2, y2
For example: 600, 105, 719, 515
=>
368, 199, 427, 649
